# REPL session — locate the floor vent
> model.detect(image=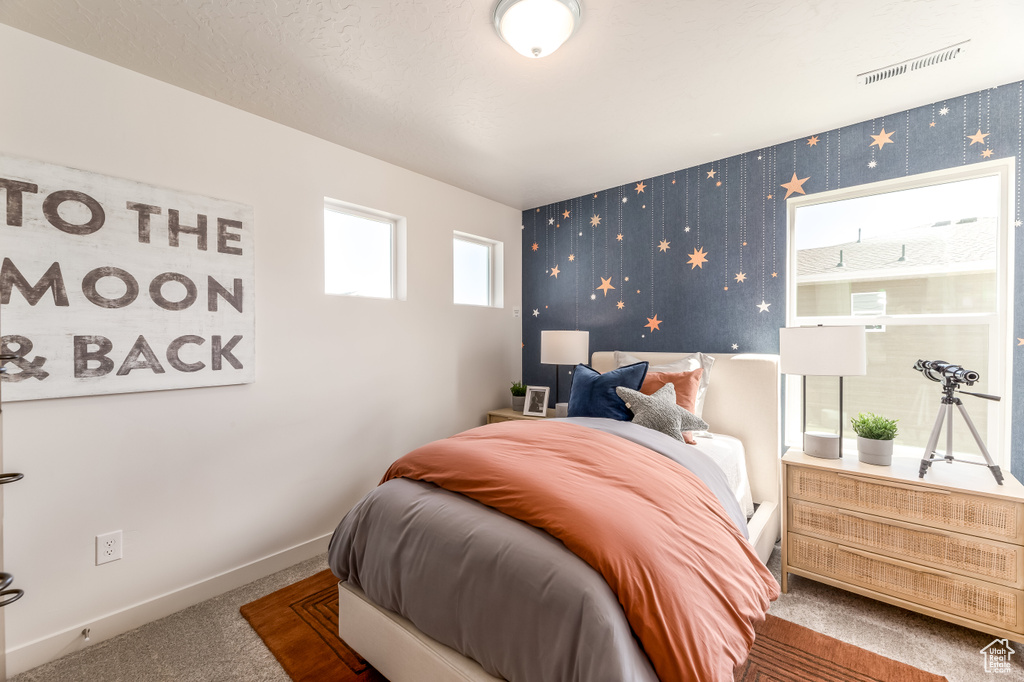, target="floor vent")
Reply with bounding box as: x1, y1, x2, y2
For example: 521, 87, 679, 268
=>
857, 40, 969, 85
